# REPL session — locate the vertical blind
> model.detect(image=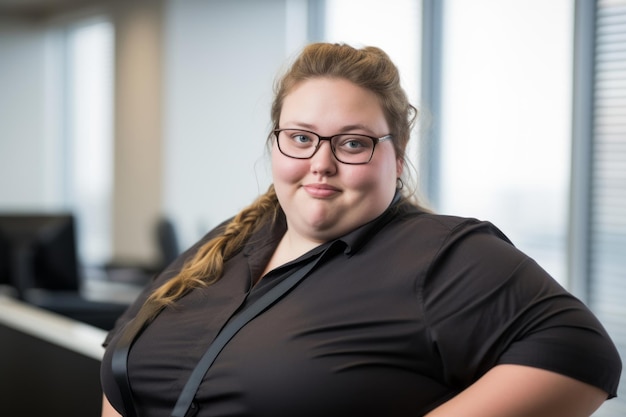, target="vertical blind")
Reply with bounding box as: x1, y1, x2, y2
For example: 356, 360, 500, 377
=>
589, 0, 626, 415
